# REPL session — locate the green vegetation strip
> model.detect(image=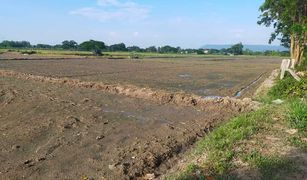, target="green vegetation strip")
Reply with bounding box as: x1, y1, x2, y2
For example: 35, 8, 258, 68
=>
172, 107, 271, 180
168, 73, 306, 180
